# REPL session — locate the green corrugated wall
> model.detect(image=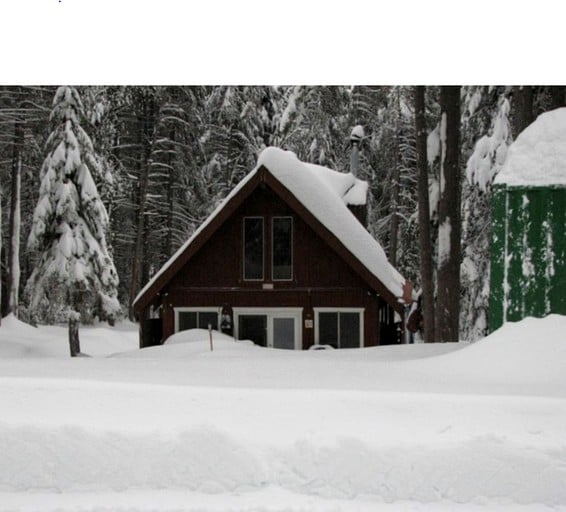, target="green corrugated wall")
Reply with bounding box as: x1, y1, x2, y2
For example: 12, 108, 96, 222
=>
490, 185, 566, 332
